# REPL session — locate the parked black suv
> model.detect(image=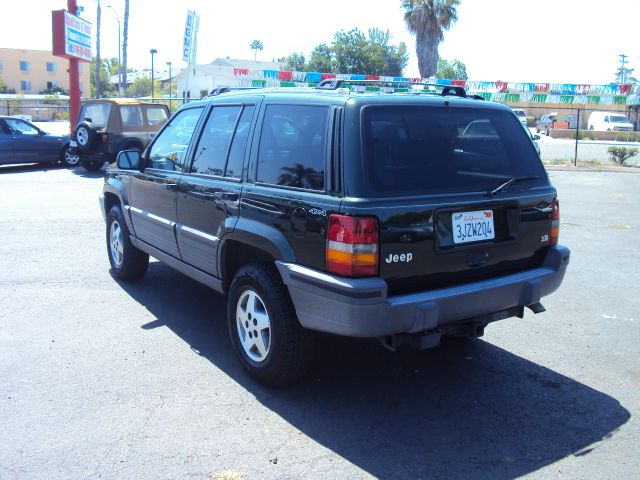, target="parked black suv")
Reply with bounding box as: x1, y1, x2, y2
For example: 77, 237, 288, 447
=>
100, 81, 570, 386
72, 99, 170, 171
